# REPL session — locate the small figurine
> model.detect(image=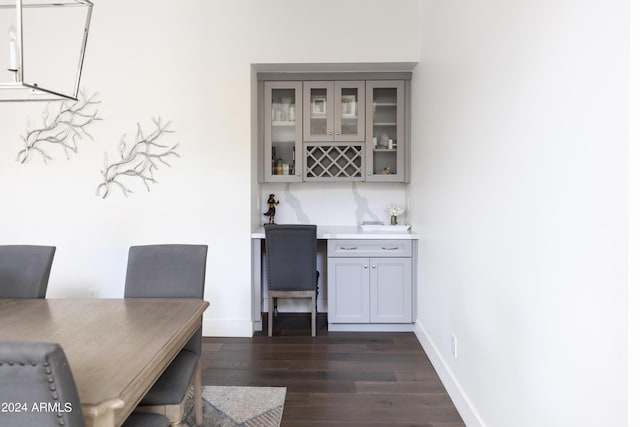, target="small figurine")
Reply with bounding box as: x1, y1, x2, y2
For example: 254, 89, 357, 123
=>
263, 193, 279, 224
